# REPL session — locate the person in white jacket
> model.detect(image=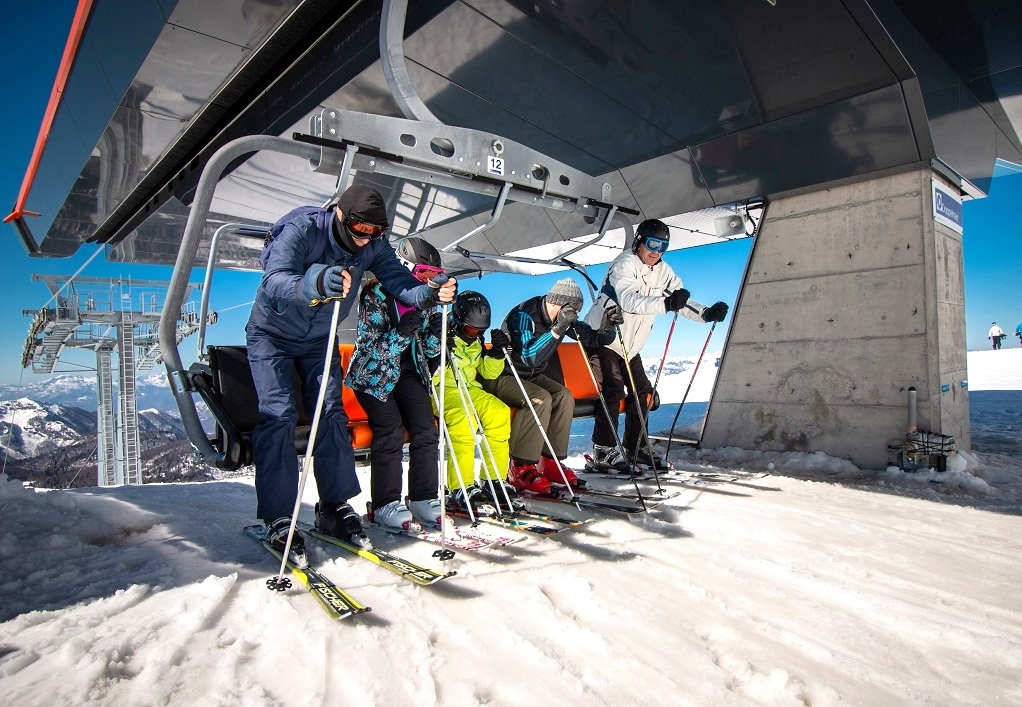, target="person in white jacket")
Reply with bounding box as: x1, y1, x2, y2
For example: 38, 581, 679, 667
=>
582, 219, 729, 470
988, 322, 1004, 350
